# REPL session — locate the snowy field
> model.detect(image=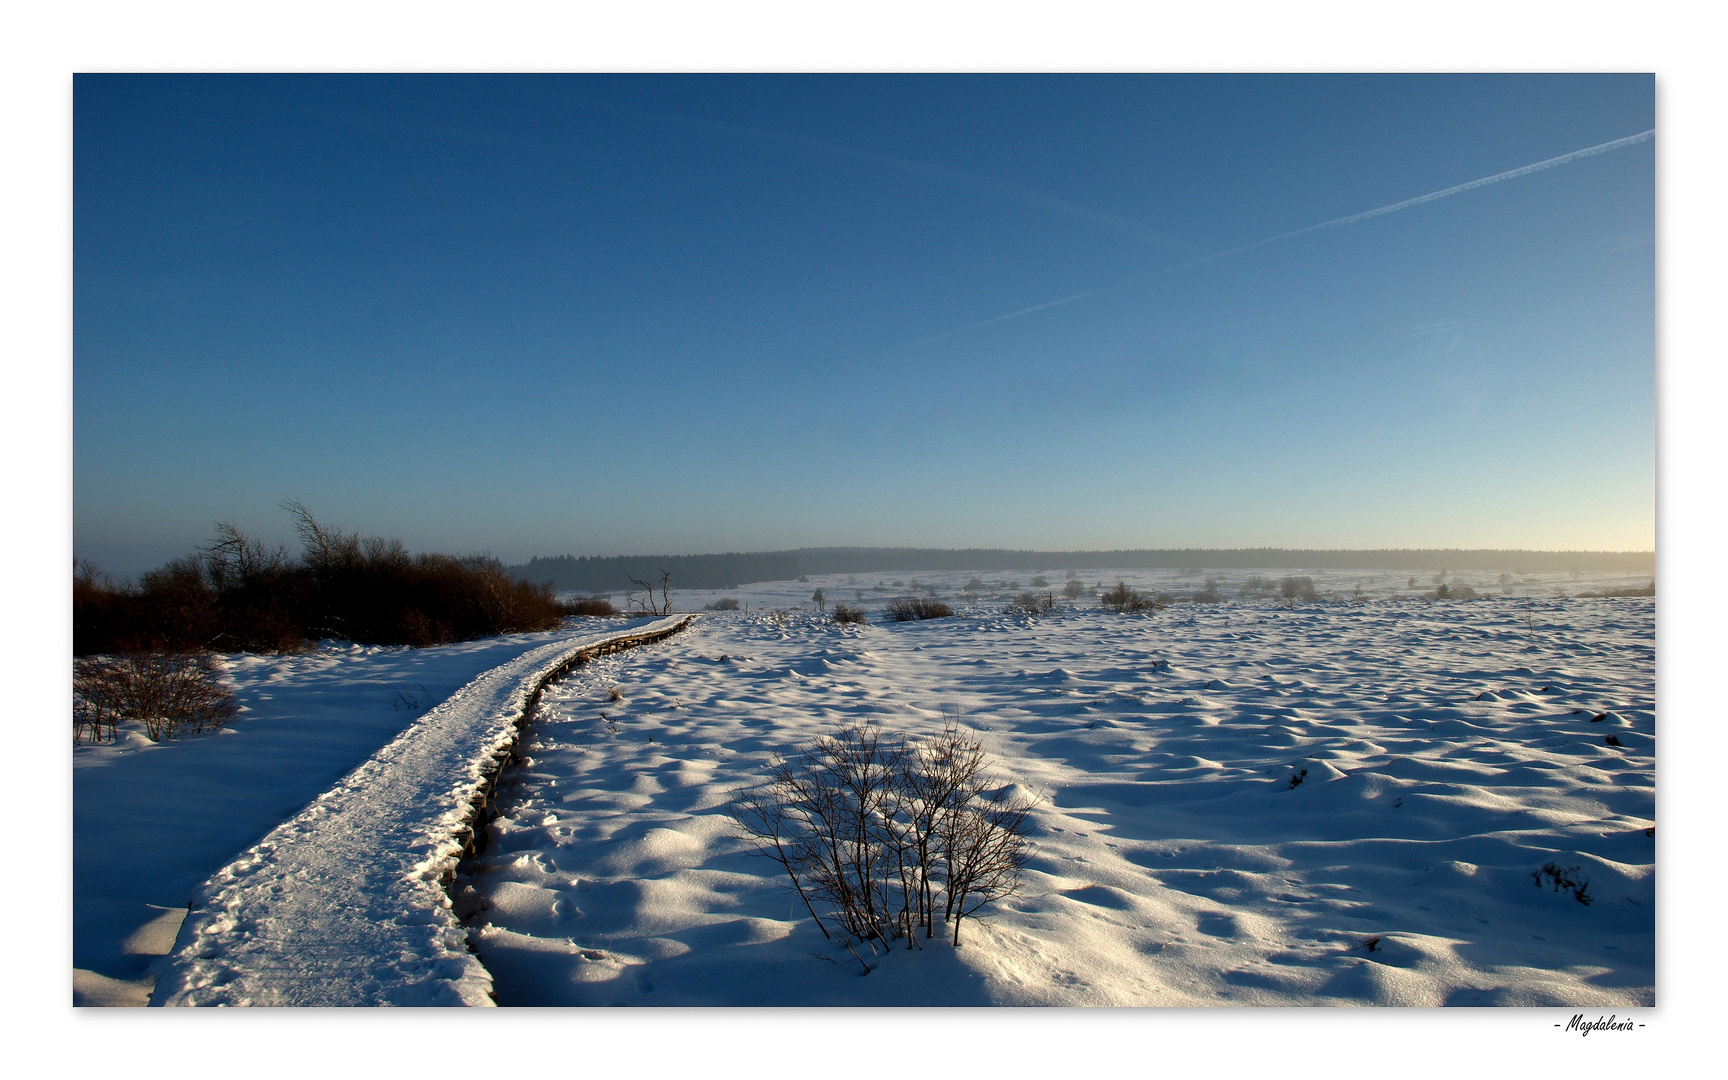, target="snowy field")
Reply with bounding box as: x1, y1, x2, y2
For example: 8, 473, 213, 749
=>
73, 620, 662, 1006
469, 569, 1654, 1006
